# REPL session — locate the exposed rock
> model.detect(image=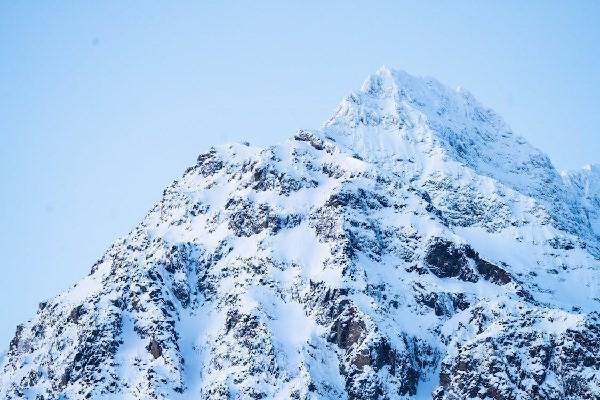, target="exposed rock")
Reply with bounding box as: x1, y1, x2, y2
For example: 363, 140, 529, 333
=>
147, 339, 162, 359
424, 238, 479, 282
